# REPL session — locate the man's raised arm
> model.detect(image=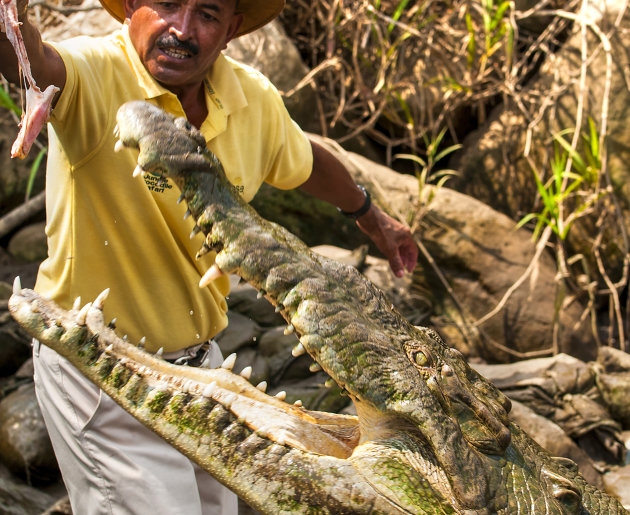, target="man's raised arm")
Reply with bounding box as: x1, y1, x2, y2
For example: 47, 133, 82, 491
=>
0, 0, 65, 98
